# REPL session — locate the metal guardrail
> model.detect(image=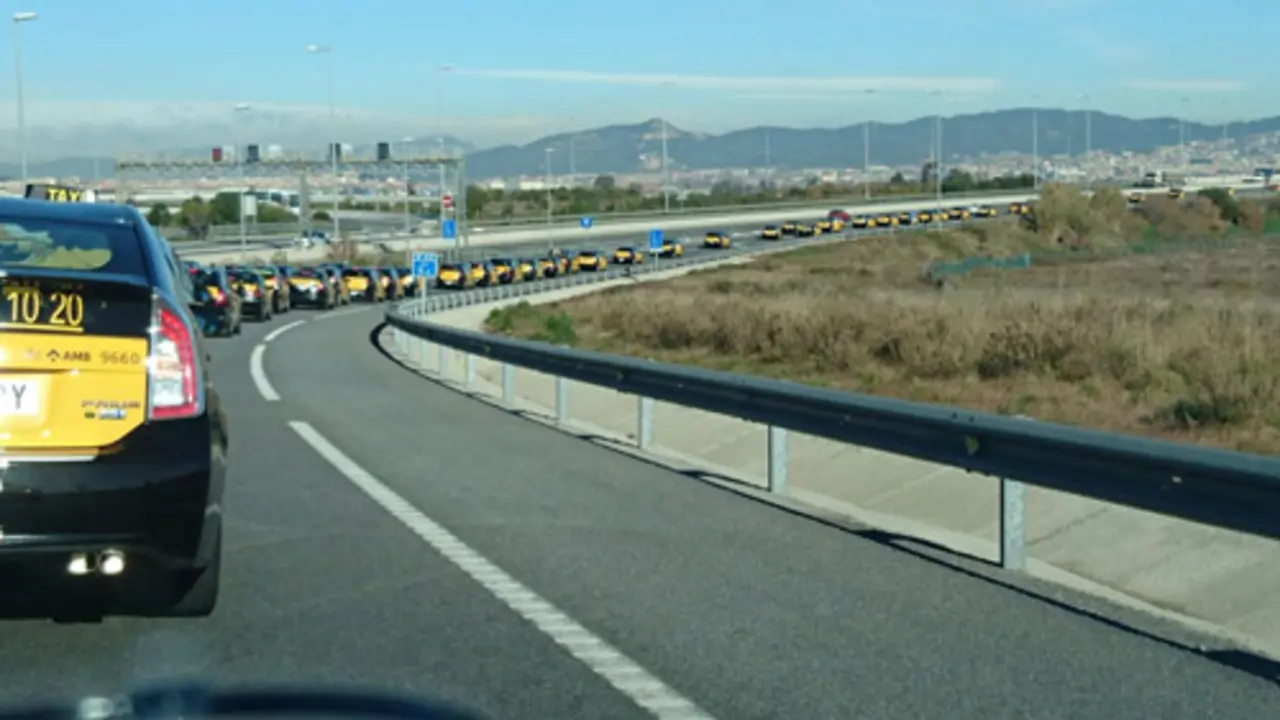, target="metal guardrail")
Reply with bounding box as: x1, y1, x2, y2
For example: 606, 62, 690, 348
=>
195, 187, 1040, 239
383, 231, 1280, 571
